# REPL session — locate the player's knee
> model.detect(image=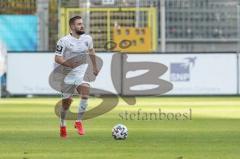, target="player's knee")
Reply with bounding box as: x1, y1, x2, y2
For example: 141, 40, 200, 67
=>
77, 83, 90, 96
76, 83, 89, 91
81, 83, 90, 89
81, 90, 89, 99
81, 95, 88, 99
62, 98, 72, 107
